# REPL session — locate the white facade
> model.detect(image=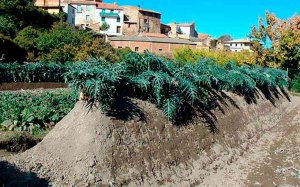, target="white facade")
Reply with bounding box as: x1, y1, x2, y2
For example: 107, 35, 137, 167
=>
70, 3, 97, 29
61, 4, 76, 27
95, 8, 124, 36
224, 39, 253, 52
178, 25, 197, 37
168, 22, 198, 38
